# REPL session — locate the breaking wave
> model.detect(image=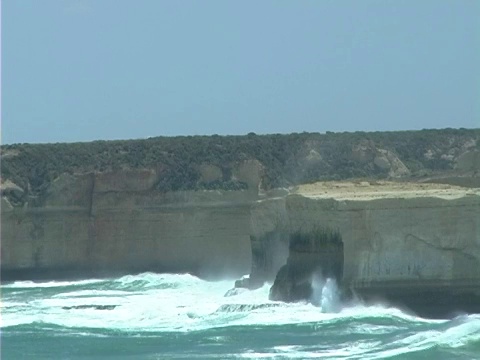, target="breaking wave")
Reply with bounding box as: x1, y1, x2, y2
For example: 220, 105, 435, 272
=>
2, 272, 479, 359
